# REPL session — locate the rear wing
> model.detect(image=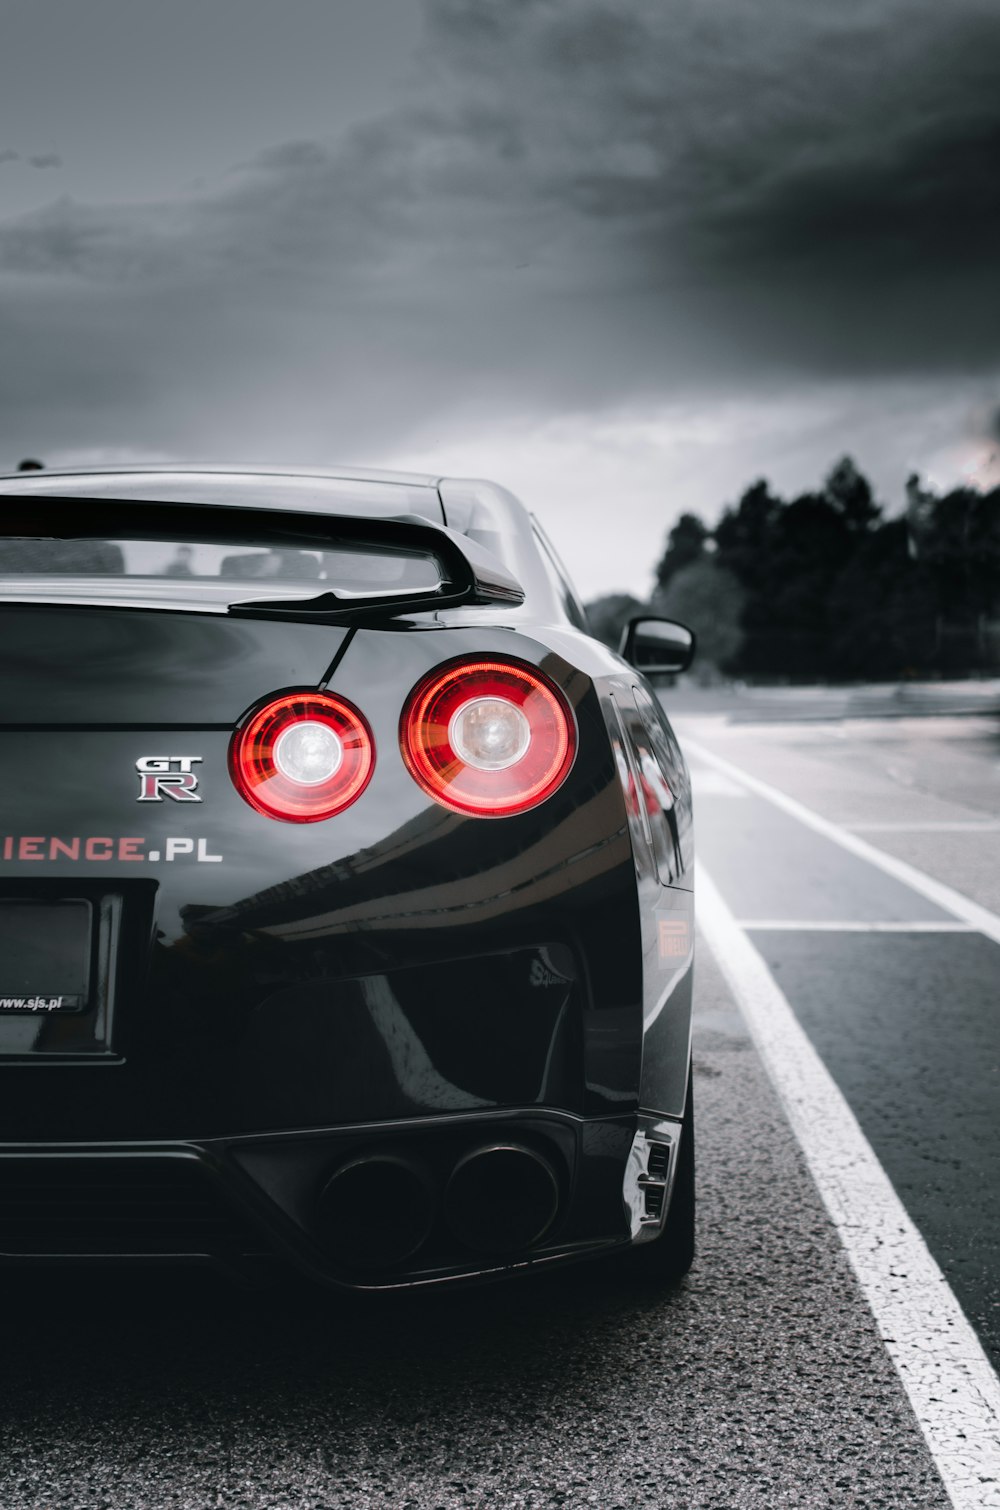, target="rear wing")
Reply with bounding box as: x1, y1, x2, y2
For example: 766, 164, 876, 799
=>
0, 496, 524, 622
